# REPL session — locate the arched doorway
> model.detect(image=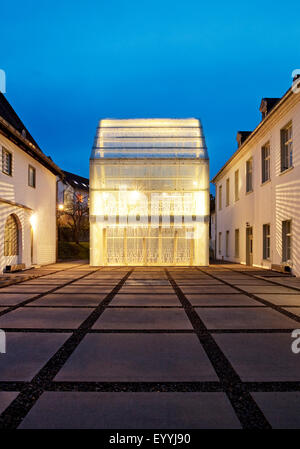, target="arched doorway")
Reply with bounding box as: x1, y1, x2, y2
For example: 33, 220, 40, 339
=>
4, 214, 21, 265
